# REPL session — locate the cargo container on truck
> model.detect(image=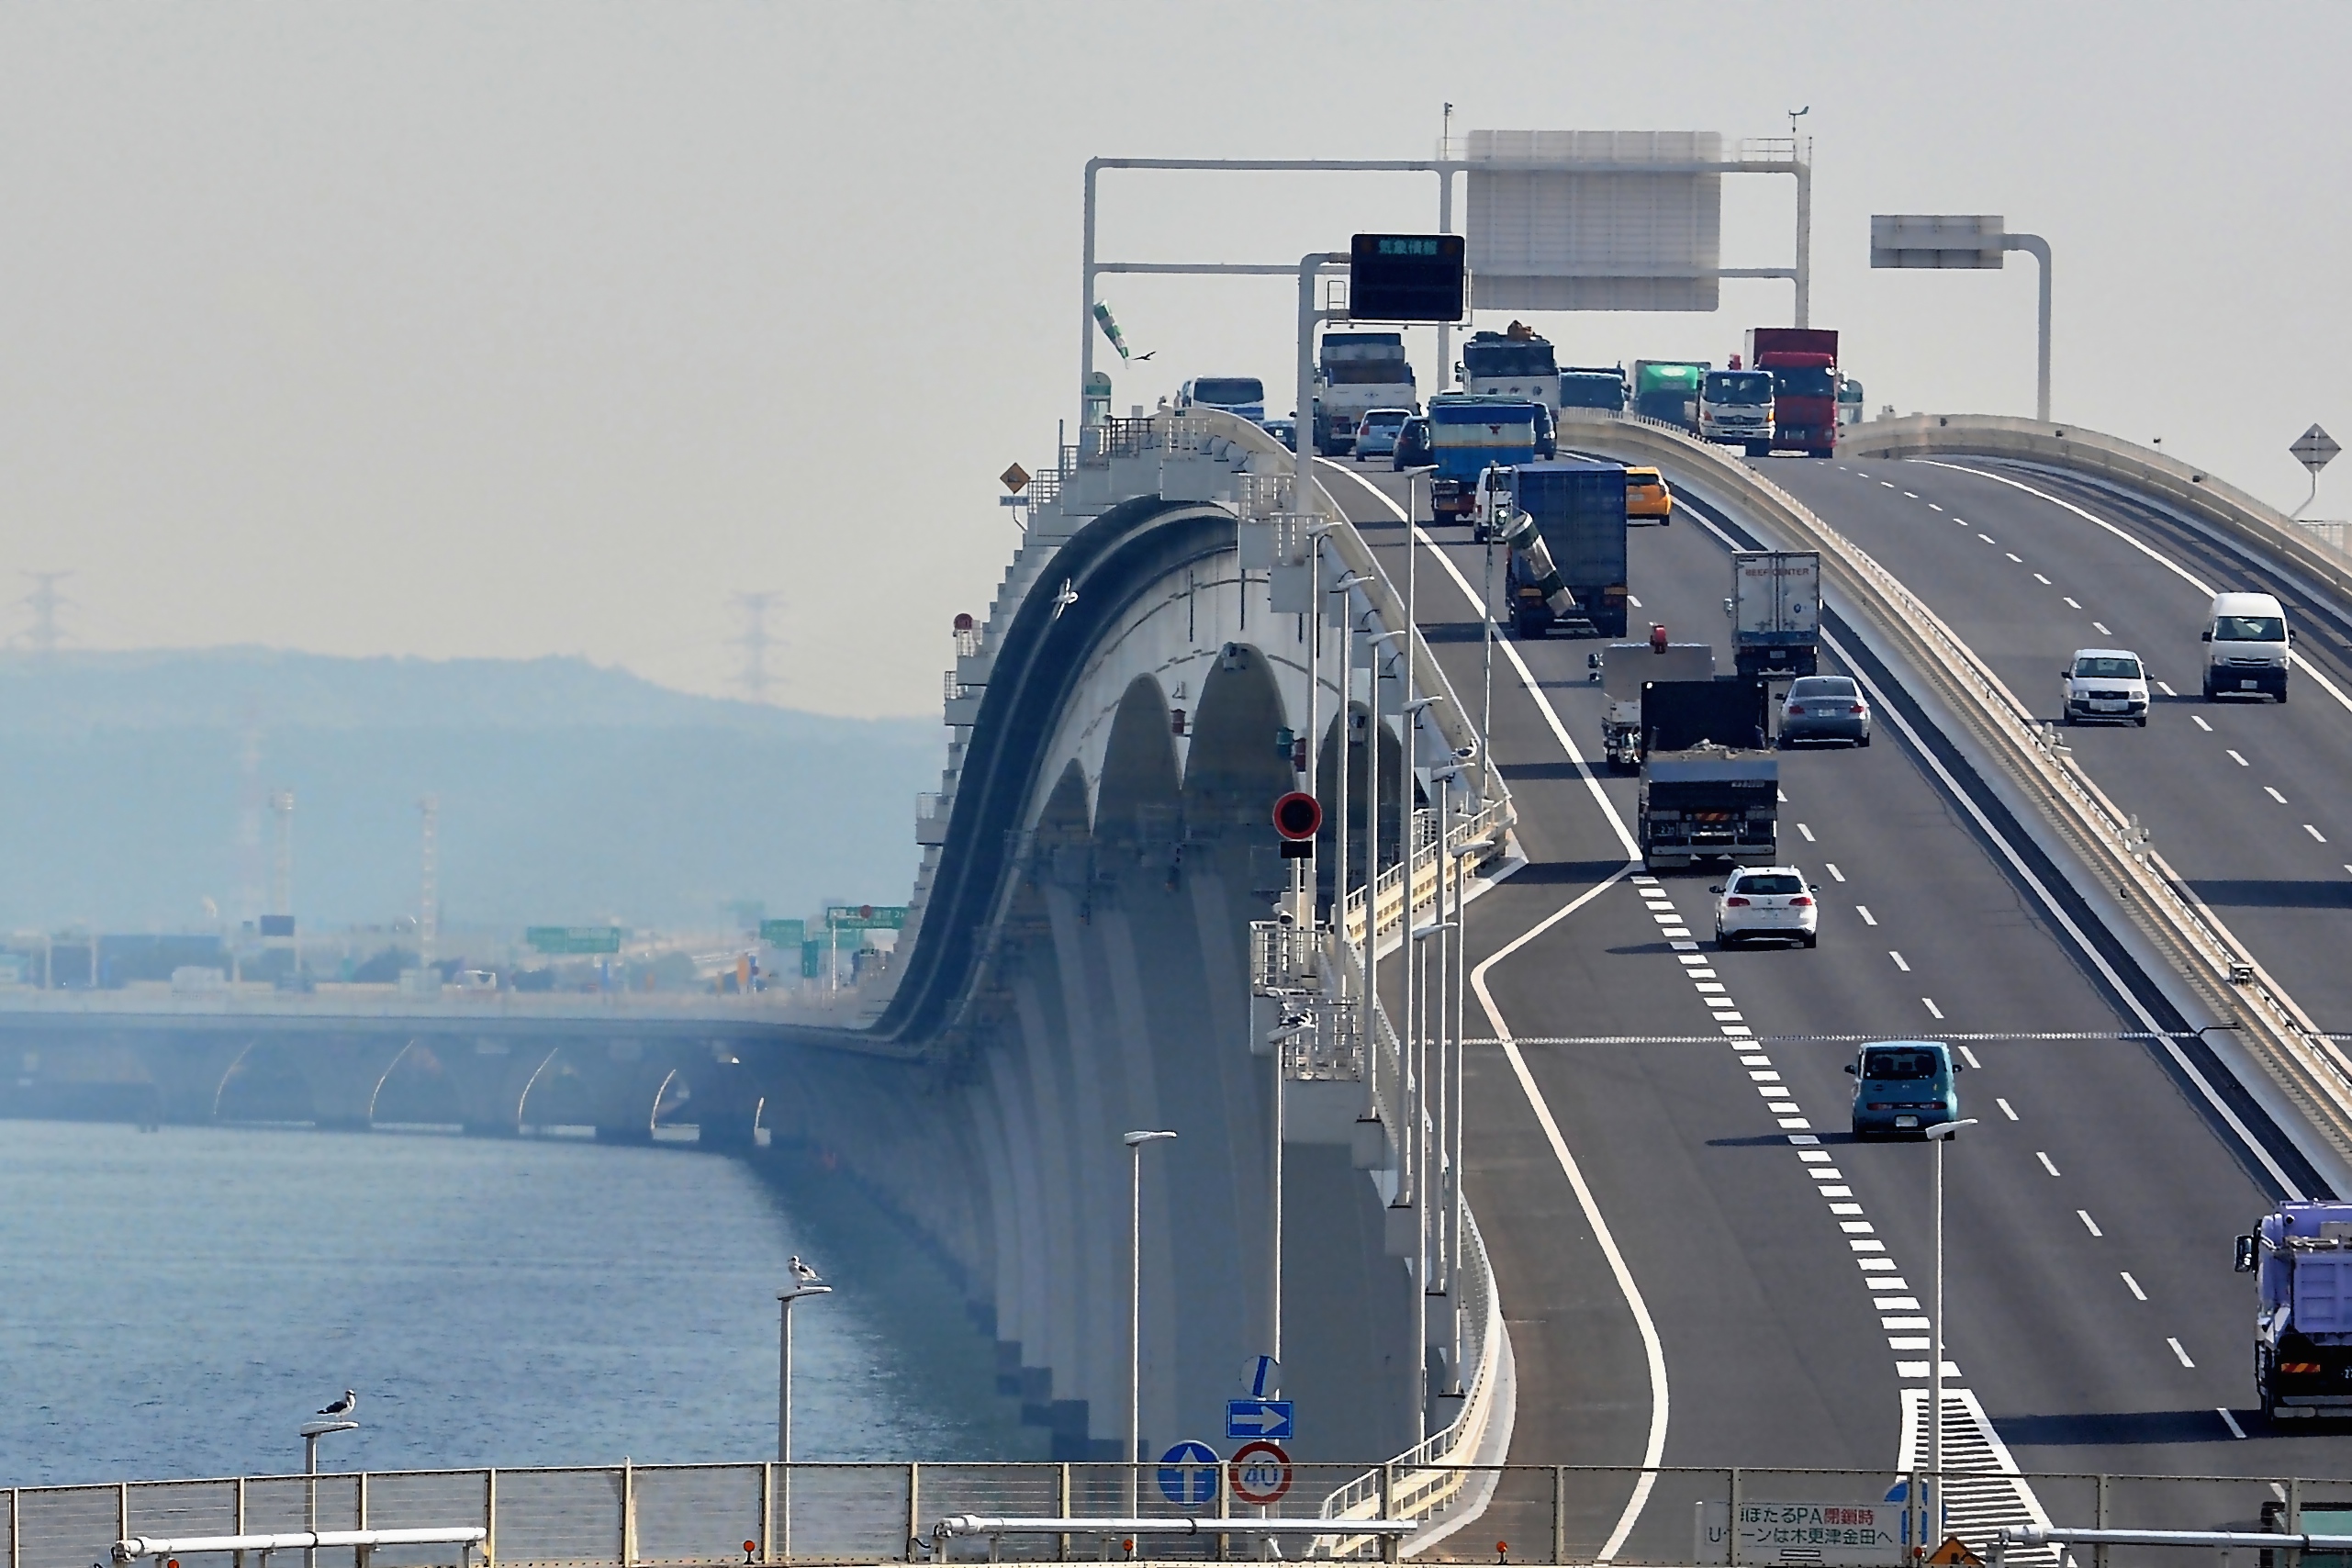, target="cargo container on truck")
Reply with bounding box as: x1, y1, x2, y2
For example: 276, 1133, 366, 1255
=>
1630, 361, 1708, 430
1461, 327, 1560, 412
2237, 1202, 2352, 1419
1314, 331, 1417, 456
1598, 641, 1718, 768
1429, 398, 1540, 524
1743, 329, 1840, 456
1503, 460, 1630, 639
1728, 550, 1820, 678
